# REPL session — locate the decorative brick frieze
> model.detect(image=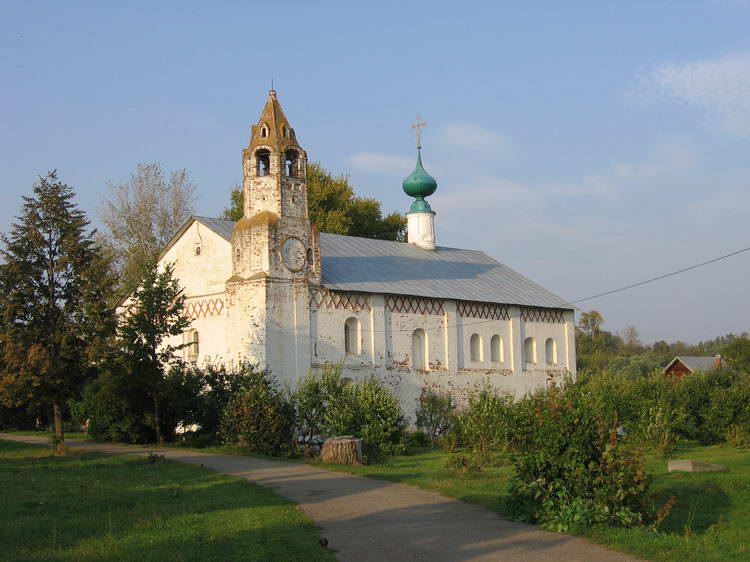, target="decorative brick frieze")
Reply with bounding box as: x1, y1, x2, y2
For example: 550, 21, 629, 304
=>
385, 295, 444, 315
456, 300, 510, 320
310, 287, 371, 312
185, 296, 226, 319
520, 306, 565, 323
